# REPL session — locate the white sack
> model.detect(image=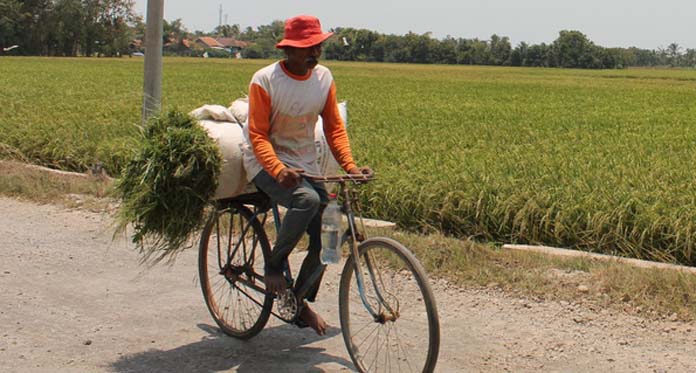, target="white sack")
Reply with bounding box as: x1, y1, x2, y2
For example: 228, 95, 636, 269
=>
189, 105, 238, 123
314, 102, 348, 176
229, 98, 249, 124
190, 104, 255, 200
196, 119, 255, 199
